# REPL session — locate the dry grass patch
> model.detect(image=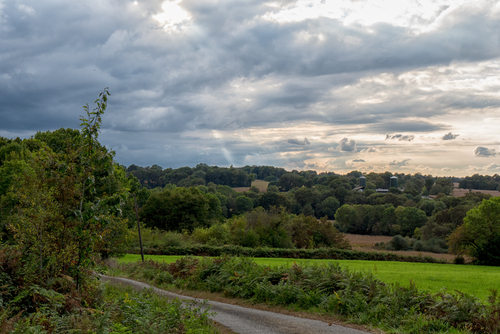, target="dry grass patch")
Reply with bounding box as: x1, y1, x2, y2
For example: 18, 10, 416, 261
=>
453, 188, 500, 197
233, 180, 269, 193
